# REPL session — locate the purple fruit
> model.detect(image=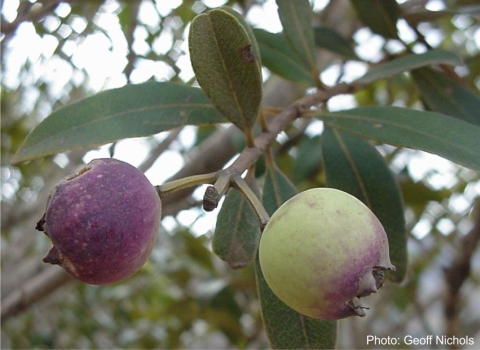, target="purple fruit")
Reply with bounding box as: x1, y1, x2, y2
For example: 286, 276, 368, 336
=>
36, 158, 161, 285
258, 188, 395, 320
